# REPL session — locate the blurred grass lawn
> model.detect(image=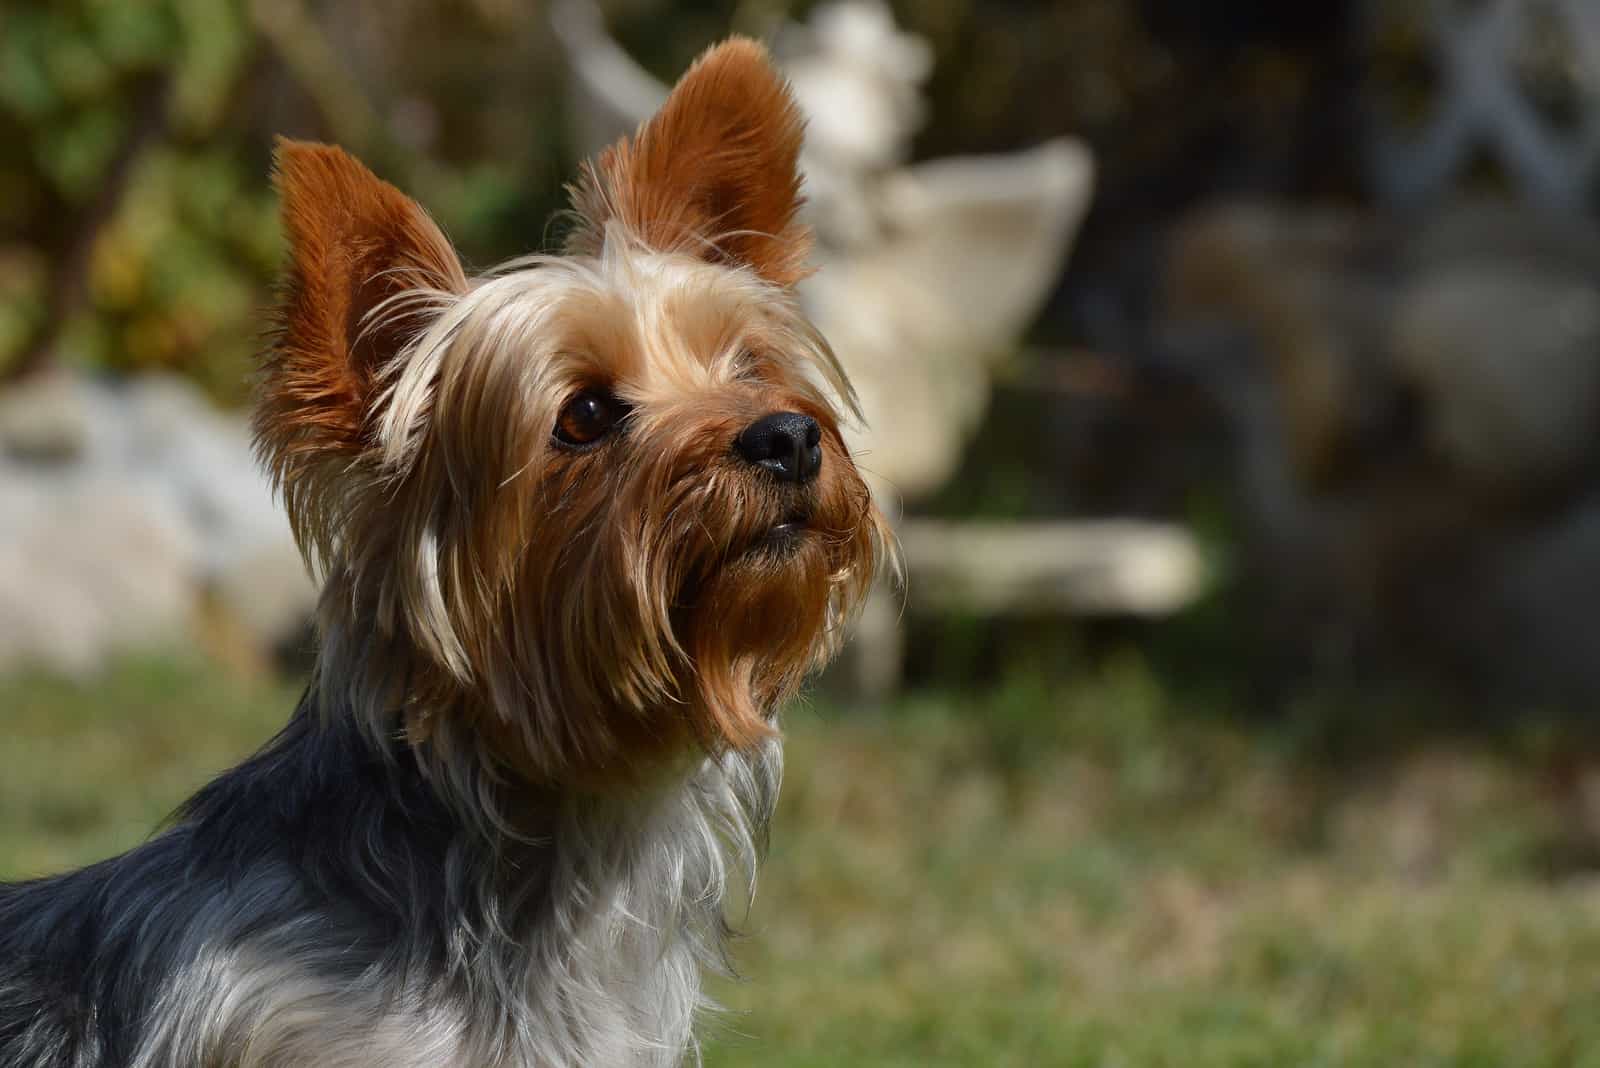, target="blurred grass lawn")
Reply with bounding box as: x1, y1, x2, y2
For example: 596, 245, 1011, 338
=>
6, 656, 1600, 1066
